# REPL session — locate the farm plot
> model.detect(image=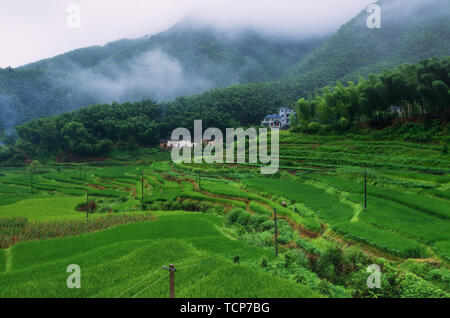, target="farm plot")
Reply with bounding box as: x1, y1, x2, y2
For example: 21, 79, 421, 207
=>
355, 195, 449, 244
434, 241, 450, 261
244, 177, 354, 223
197, 179, 308, 224
243, 177, 436, 258
142, 176, 181, 203
306, 174, 450, 219
0, 213, 321, 298
0, 196, 85, 221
